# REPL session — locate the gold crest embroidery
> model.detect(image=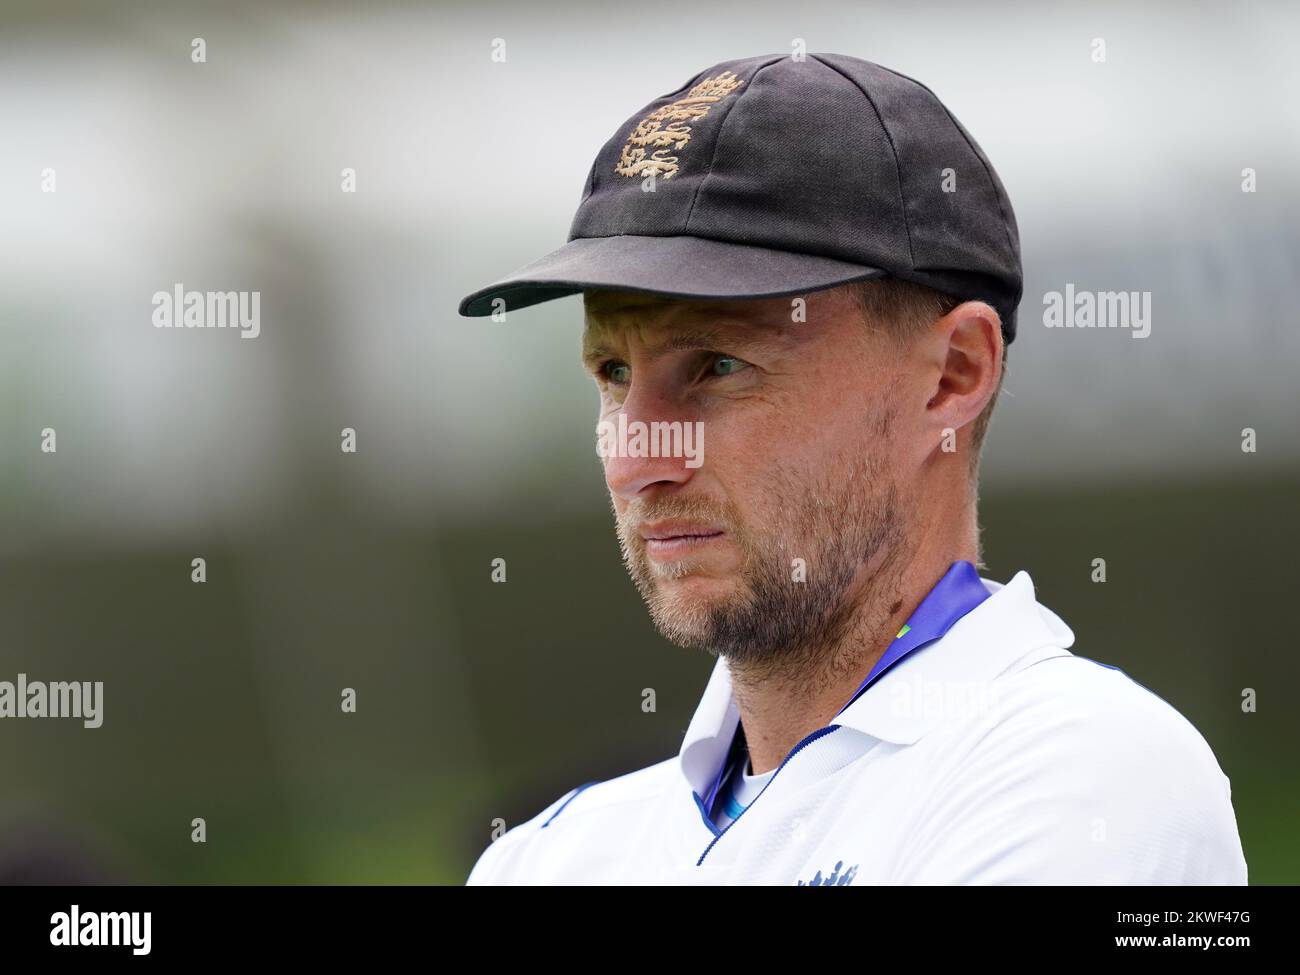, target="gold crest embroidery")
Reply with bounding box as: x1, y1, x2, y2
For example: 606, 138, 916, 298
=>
614, 70, 746, 181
